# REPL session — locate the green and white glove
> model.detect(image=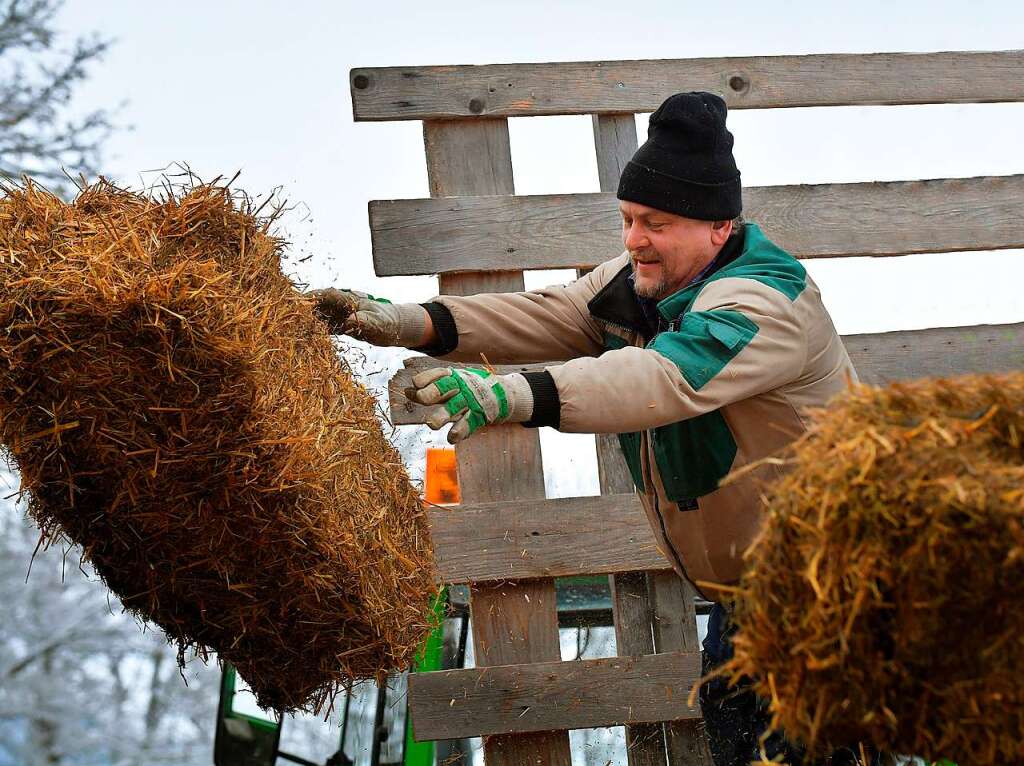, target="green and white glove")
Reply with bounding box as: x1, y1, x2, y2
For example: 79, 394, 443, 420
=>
408, 367, 534, 443
310, 288, 428, 347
